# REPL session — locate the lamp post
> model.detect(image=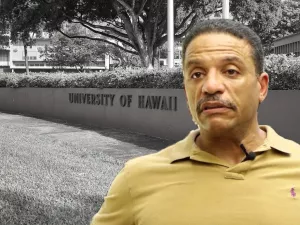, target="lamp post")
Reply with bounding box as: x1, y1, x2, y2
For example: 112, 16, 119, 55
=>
167, 0, 174, 68
222, 0, 230, 19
